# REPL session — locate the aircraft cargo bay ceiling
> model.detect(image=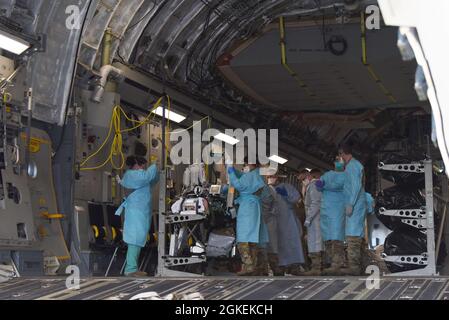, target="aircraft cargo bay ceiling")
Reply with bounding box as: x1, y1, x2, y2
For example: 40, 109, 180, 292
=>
0, 0, 432, 167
